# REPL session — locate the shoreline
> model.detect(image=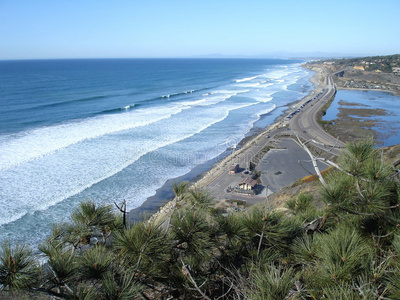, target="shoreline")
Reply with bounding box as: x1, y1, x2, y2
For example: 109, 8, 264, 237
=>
128, 115, 279, 222
128, 151, 231, 222
128, 67, 324, 222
